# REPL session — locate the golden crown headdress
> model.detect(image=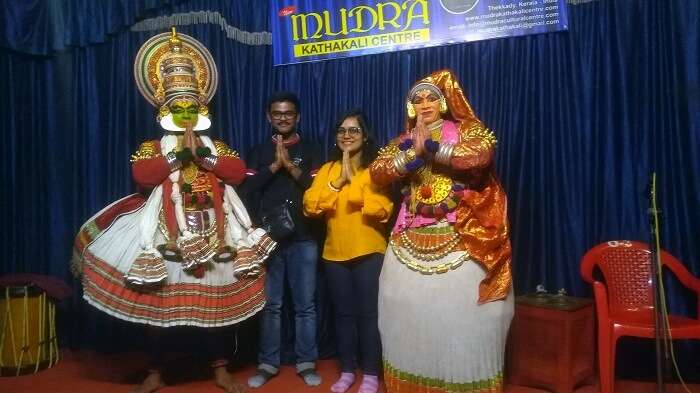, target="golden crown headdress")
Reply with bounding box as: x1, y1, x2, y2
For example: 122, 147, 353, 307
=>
134, 27, 218, 131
